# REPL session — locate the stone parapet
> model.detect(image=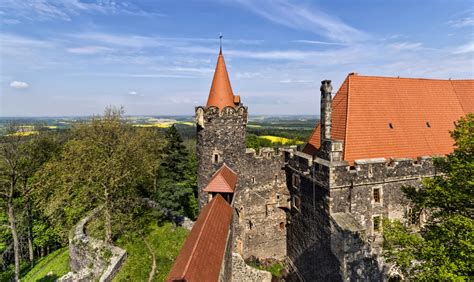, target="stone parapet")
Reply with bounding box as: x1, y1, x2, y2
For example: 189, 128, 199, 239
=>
59, 207, 127, 282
